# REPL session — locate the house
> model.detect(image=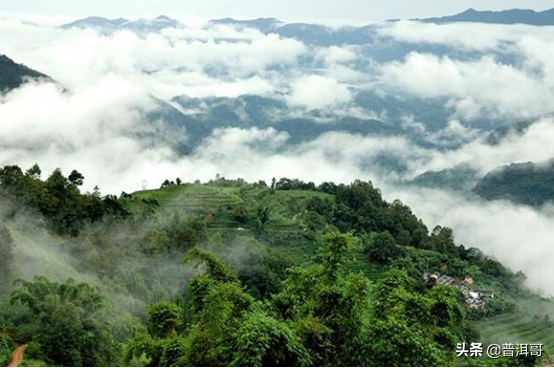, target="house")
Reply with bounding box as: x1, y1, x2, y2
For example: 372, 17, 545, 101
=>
424, 272, 494, 308
474, 290, 494, 301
